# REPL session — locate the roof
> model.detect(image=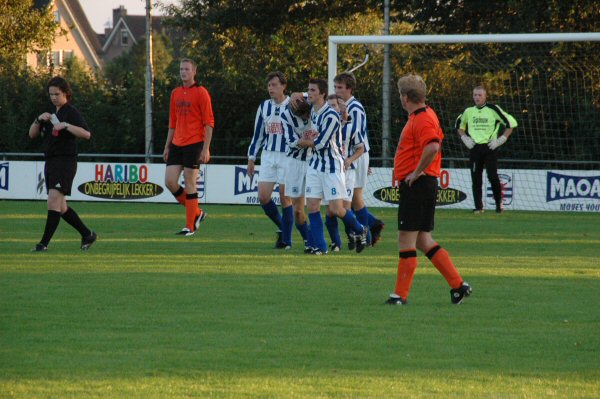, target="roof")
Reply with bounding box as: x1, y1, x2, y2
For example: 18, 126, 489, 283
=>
64, 0, 102, 53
